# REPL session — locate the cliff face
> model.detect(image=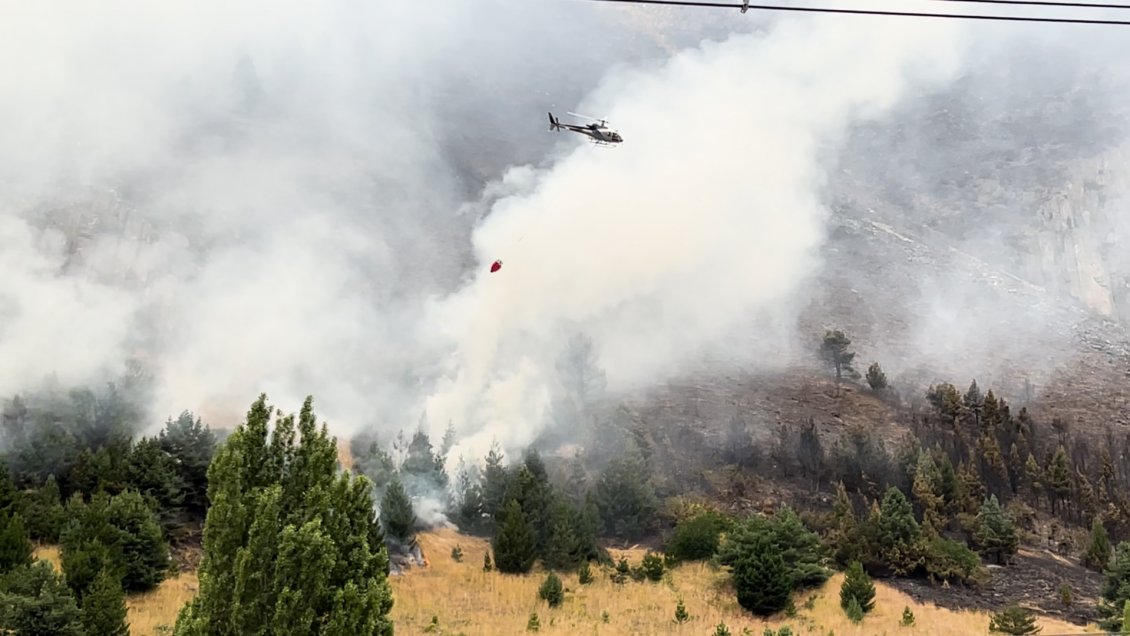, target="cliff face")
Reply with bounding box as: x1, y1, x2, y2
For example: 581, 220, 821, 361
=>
1028, 148, 1130, 325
